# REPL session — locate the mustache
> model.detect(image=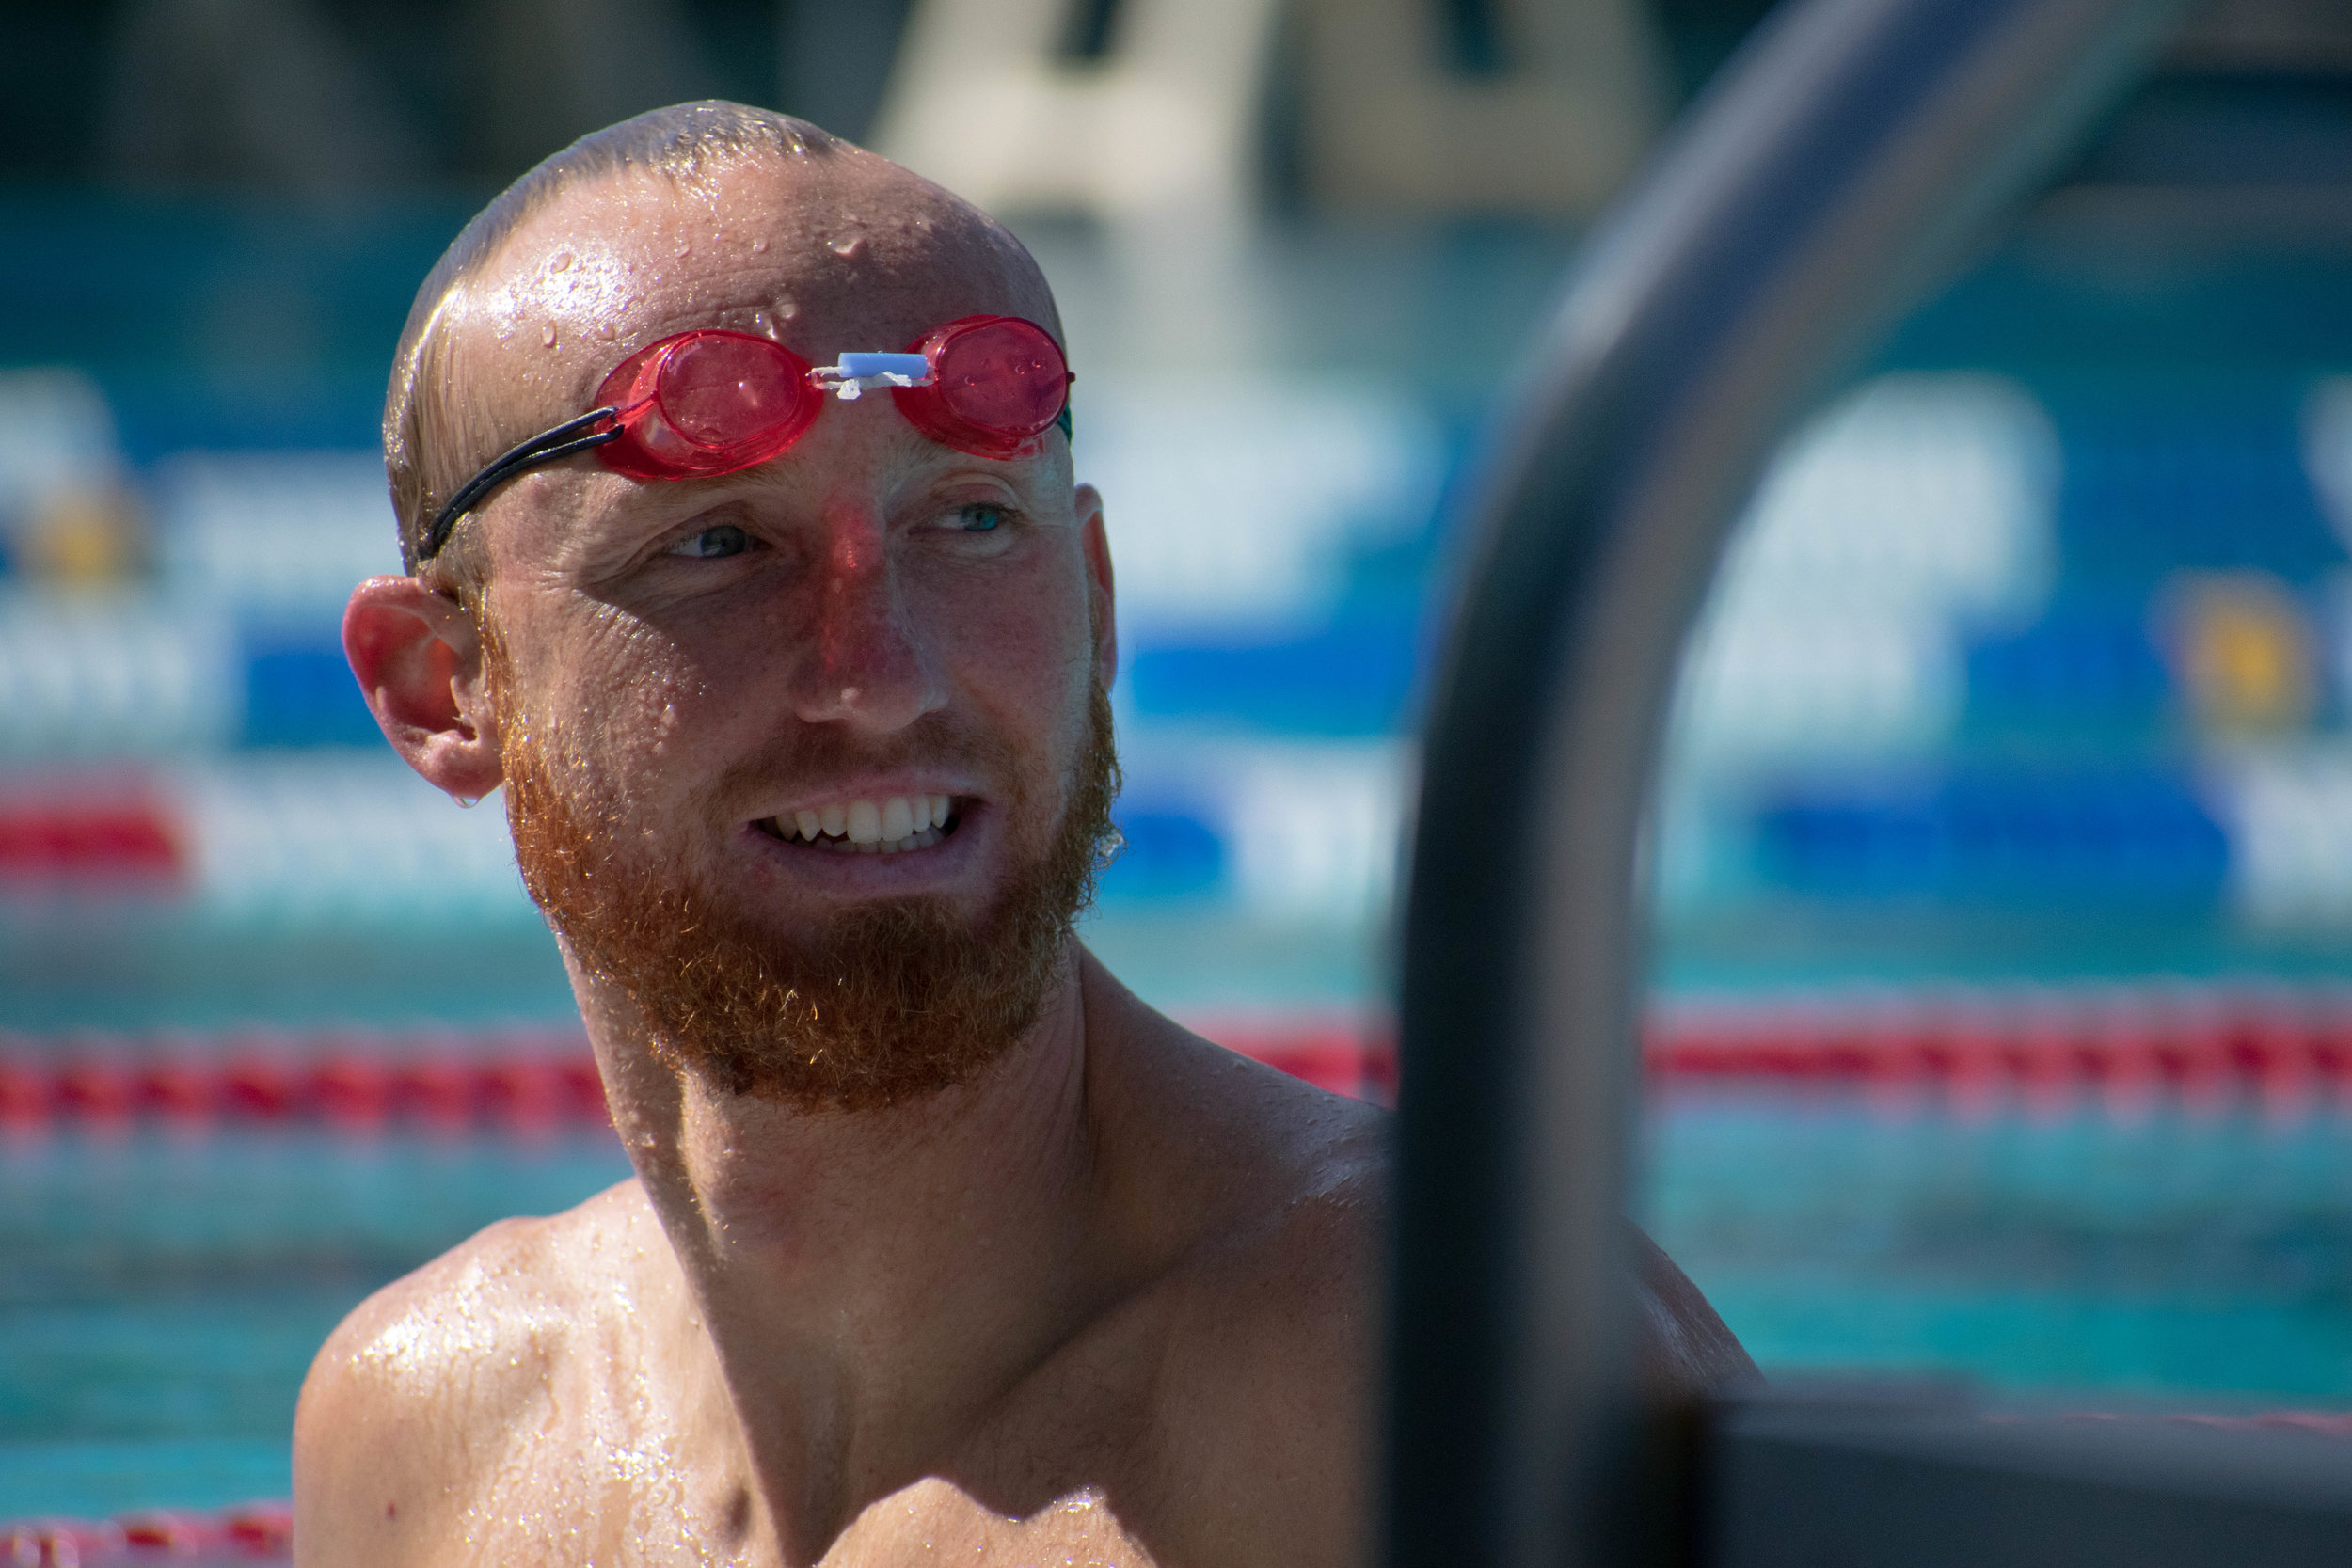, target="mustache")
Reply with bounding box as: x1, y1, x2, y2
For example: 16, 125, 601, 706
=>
700, 710, 1025, 817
